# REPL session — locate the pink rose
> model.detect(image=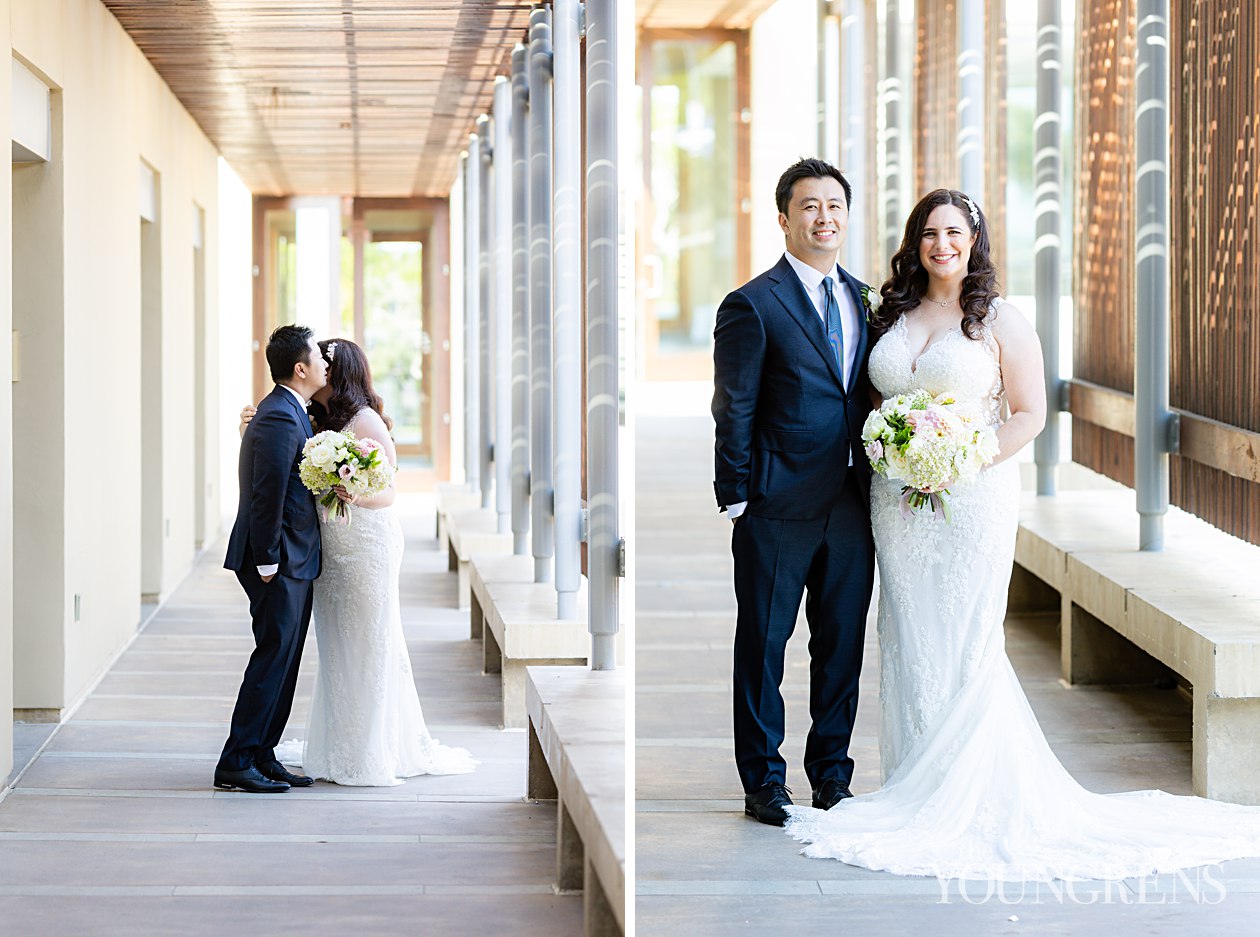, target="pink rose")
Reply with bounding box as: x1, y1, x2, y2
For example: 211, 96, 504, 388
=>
338, 463, 356, 480
865, 440, 884, 462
